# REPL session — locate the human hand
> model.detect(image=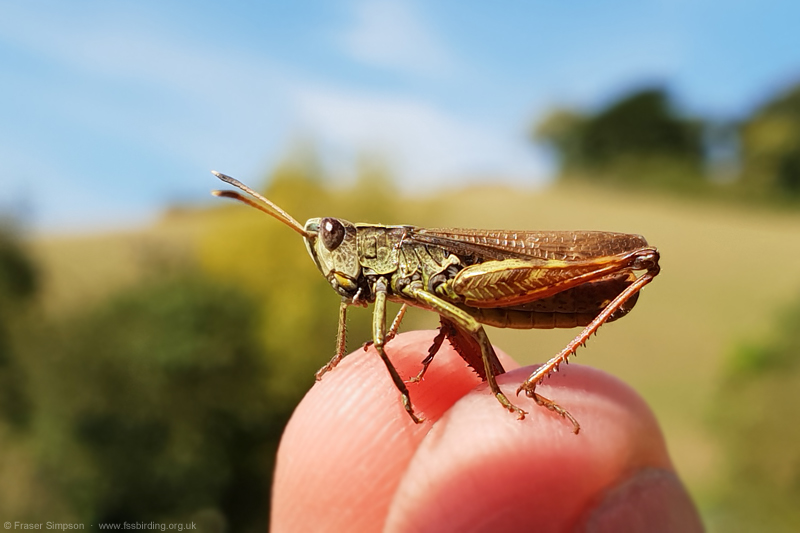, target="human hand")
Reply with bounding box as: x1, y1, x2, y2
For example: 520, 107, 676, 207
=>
271, 330, 703, 532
